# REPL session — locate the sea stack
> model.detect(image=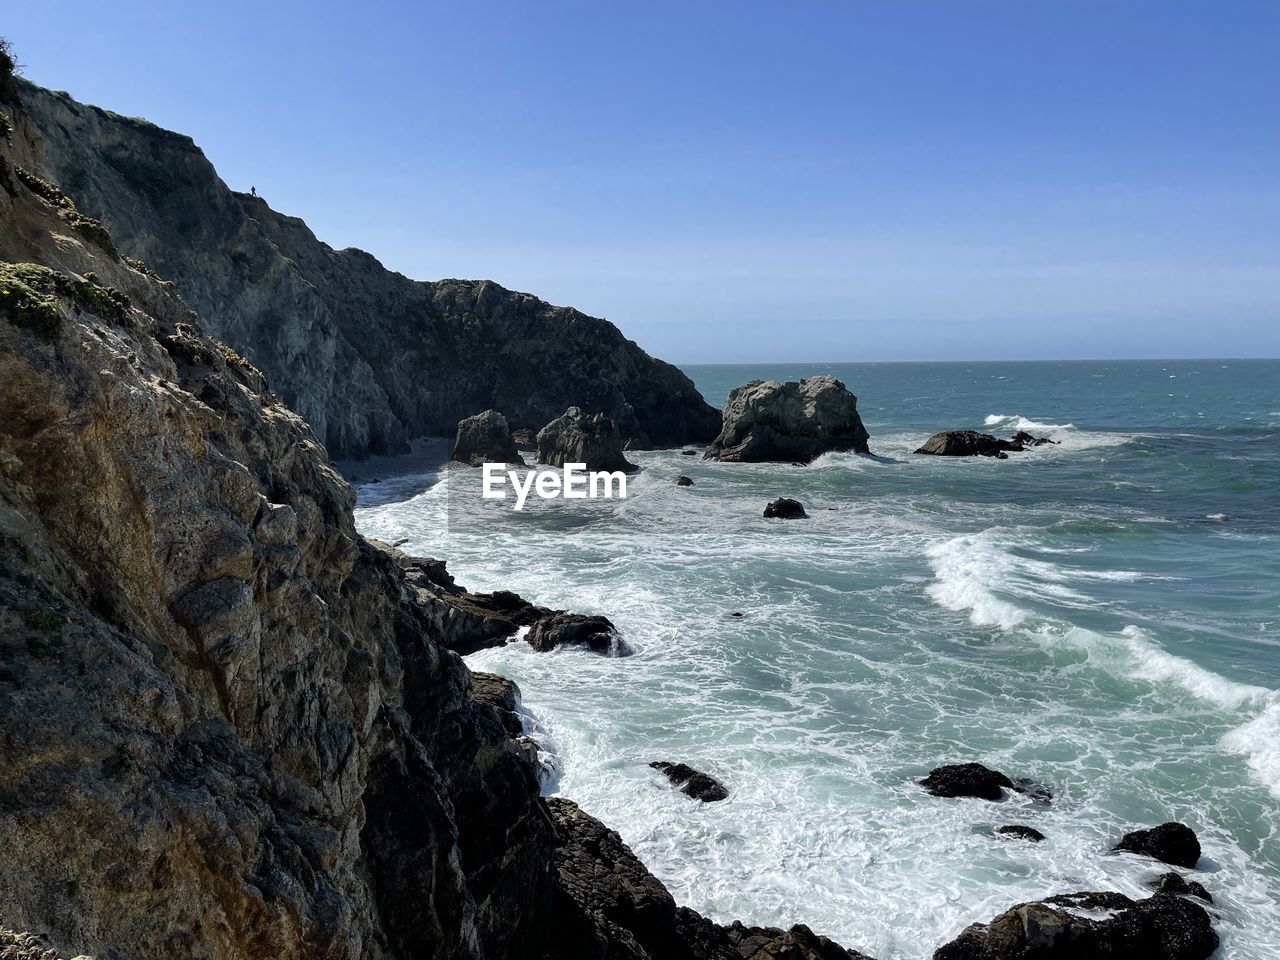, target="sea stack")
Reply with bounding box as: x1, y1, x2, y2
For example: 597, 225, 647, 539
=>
704, 375, 870, 463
